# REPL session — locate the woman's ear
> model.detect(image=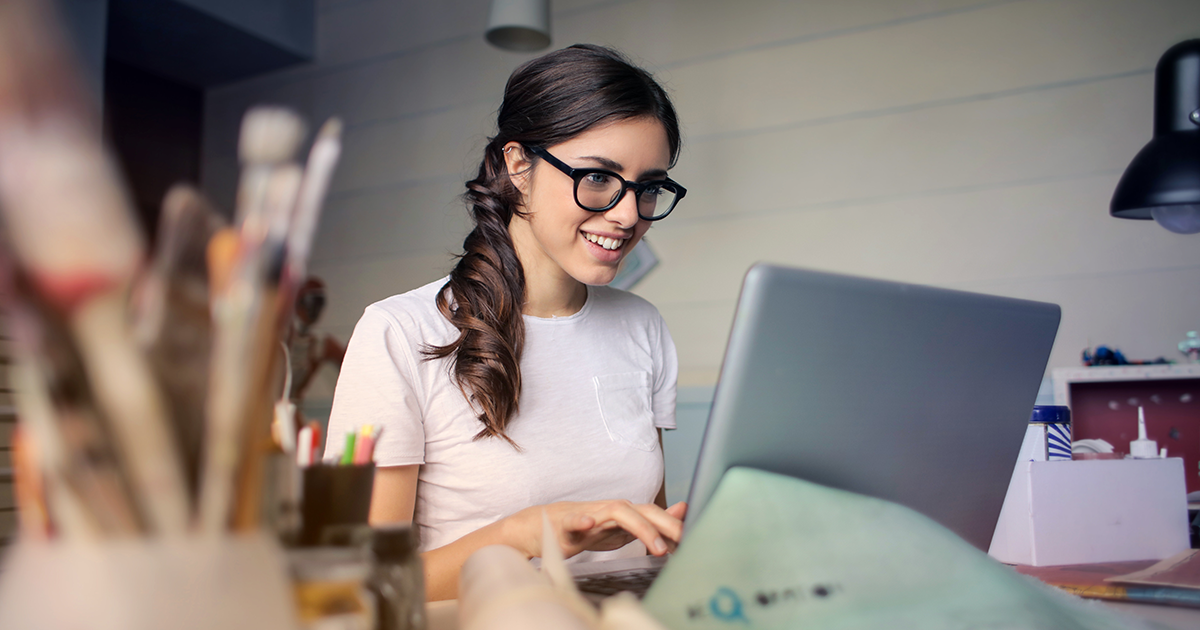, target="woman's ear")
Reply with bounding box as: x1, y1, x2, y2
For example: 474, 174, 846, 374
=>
502, 142, 533, 195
